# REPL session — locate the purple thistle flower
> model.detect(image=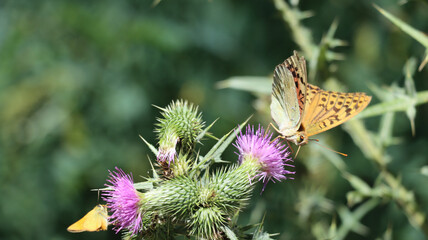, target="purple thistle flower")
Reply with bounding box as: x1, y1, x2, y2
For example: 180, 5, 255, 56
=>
157, 146, 177, 165
157, 134, 179, 165
233, 125, 294, 191
102, 167, 143, 234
